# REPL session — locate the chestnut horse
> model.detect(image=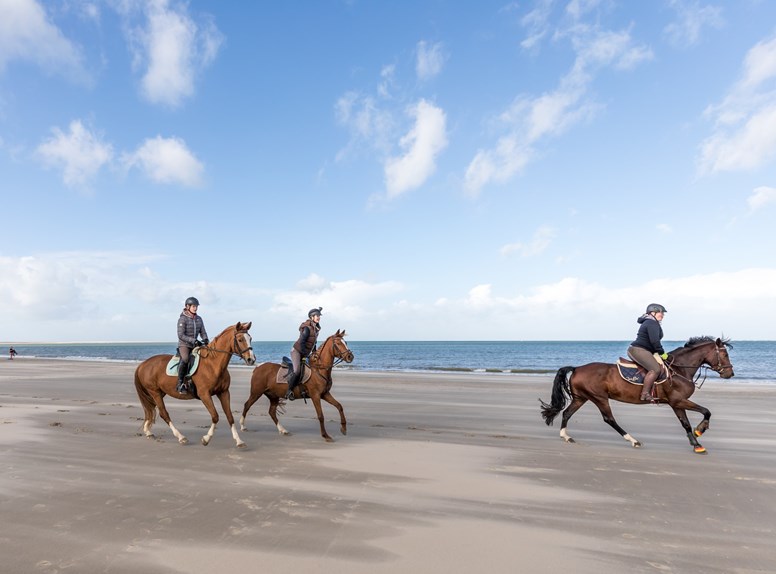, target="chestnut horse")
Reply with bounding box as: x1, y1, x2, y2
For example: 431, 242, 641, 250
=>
134, 322, 255, 447
239, 329, 354, 442
540, 336, 734, 454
